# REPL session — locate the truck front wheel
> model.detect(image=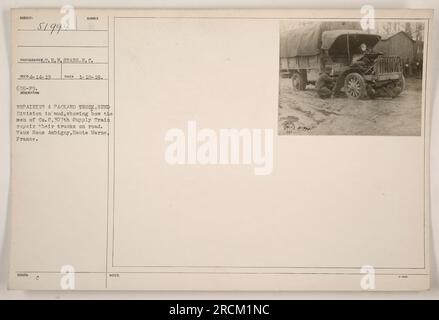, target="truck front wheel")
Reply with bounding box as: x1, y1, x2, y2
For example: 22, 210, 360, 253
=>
344, 73, 366, 99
